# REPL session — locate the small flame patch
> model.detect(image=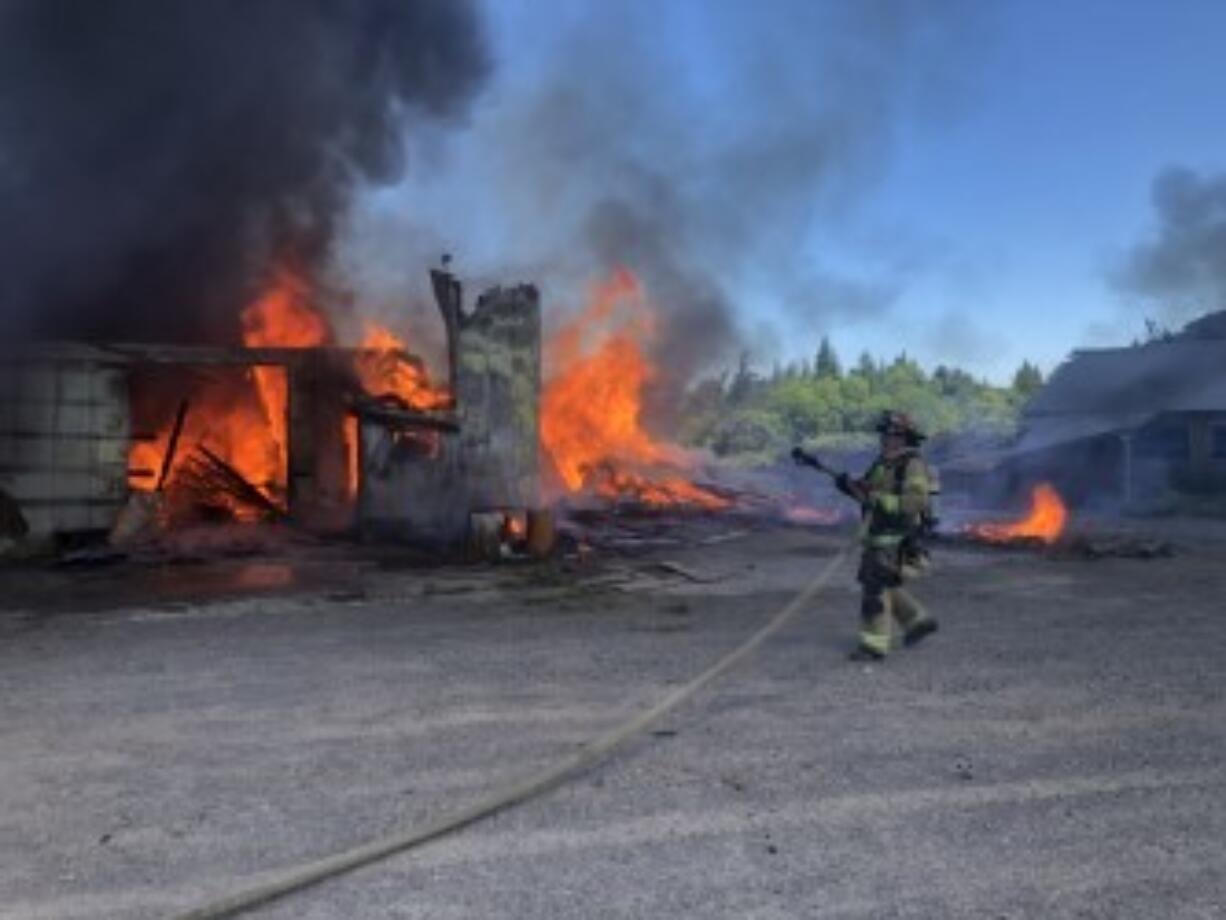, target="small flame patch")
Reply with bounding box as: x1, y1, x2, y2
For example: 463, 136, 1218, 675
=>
969, 482, 1068, 545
